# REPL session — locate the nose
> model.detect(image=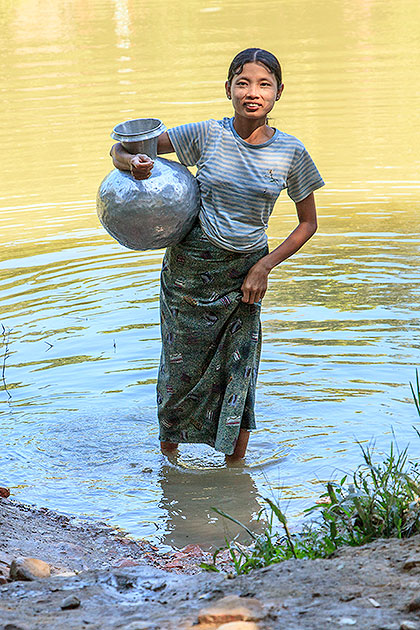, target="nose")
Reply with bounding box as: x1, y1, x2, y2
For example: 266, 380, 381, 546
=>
246, 83, 260, 99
